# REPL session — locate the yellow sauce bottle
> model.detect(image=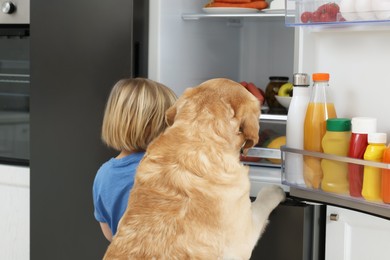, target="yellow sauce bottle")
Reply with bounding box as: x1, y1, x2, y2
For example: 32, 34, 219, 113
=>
321, 118, 351, 194
362, 133, 387, 202
304, 73, 337, 189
